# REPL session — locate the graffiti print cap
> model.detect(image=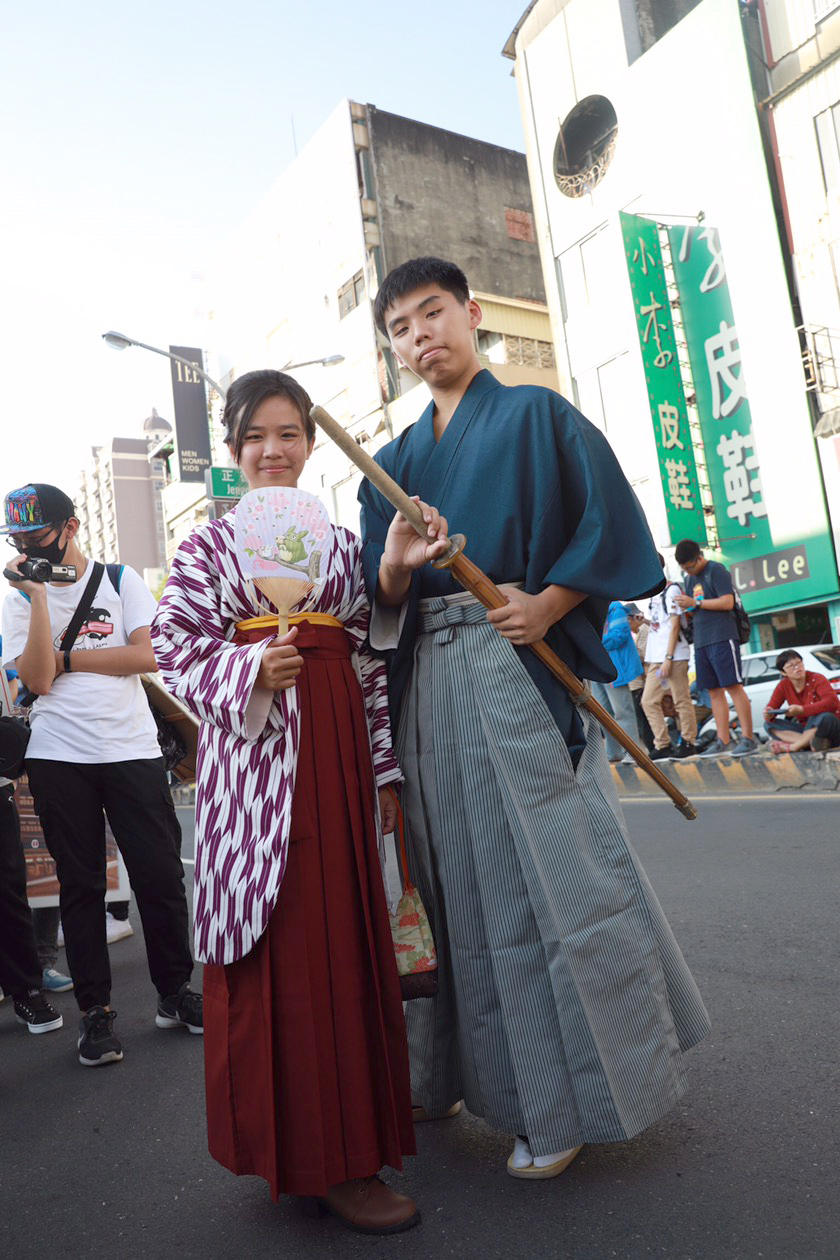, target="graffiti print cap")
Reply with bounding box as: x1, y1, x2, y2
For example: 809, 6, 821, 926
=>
1, 484, 76, 534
